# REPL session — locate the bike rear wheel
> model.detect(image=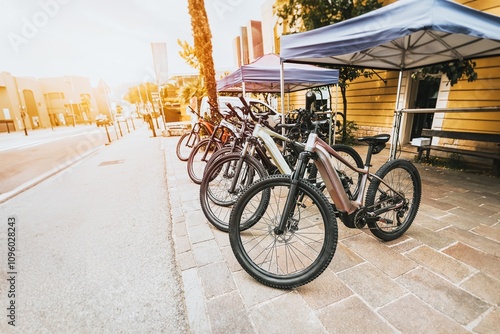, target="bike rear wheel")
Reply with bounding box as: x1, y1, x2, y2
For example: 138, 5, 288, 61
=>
229, 175, 338, 289
187, 139, 221, 184
365, 159, 421, 241
200, 153, 268, 232
176, 132, 200, 161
